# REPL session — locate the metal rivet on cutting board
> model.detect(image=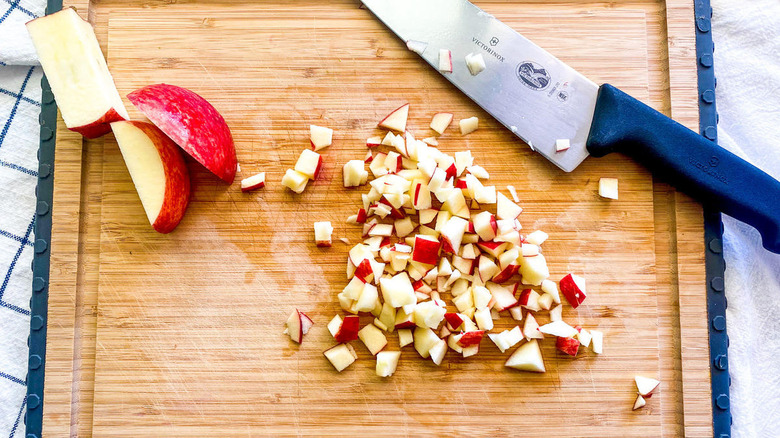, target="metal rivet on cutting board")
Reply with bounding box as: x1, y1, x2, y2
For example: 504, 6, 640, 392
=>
704, 126, 717, 140
32, 277, 45, 292
38, 163, 51, 178
36, 201, 49, 216
714, 354, 728, 370
31, 316, 44, 331
34, 239, 47, 254
40, 126, 53, 141
42, 89, 54, 104
29, 355, 42, 370
711, 276, 725, 292
716, 394, 729, 410
702, 90, 715, 103
697, 17, 711, 32
699, 54, 713, 67
713, 315, 726, 331
708, 238, 722, 253
28, 394, 40, 409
